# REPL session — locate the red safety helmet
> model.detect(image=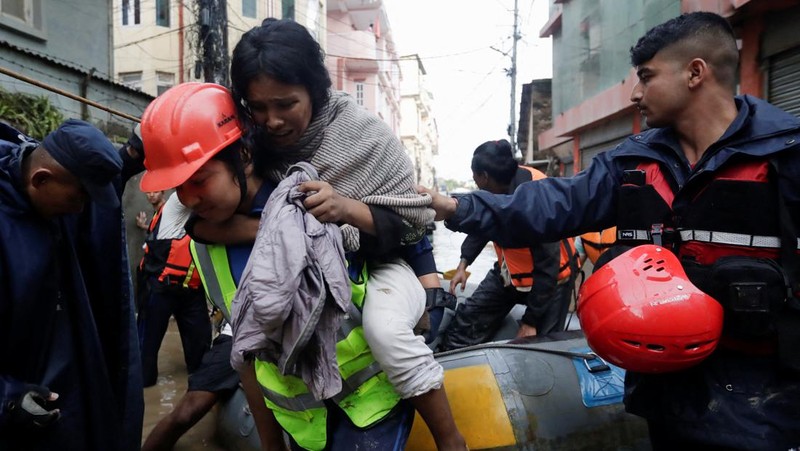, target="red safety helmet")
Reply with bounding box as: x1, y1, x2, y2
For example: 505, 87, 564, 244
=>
577, 245, 722, 373
139, 82, 242, 192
